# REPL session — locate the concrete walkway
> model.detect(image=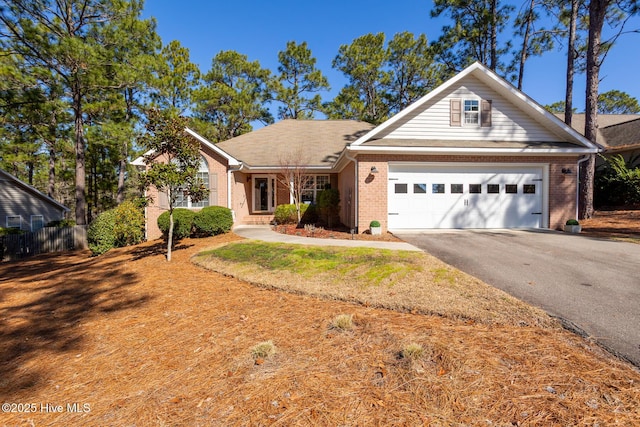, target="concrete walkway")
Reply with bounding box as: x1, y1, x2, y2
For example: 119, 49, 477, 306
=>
232, 225, 421, 251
